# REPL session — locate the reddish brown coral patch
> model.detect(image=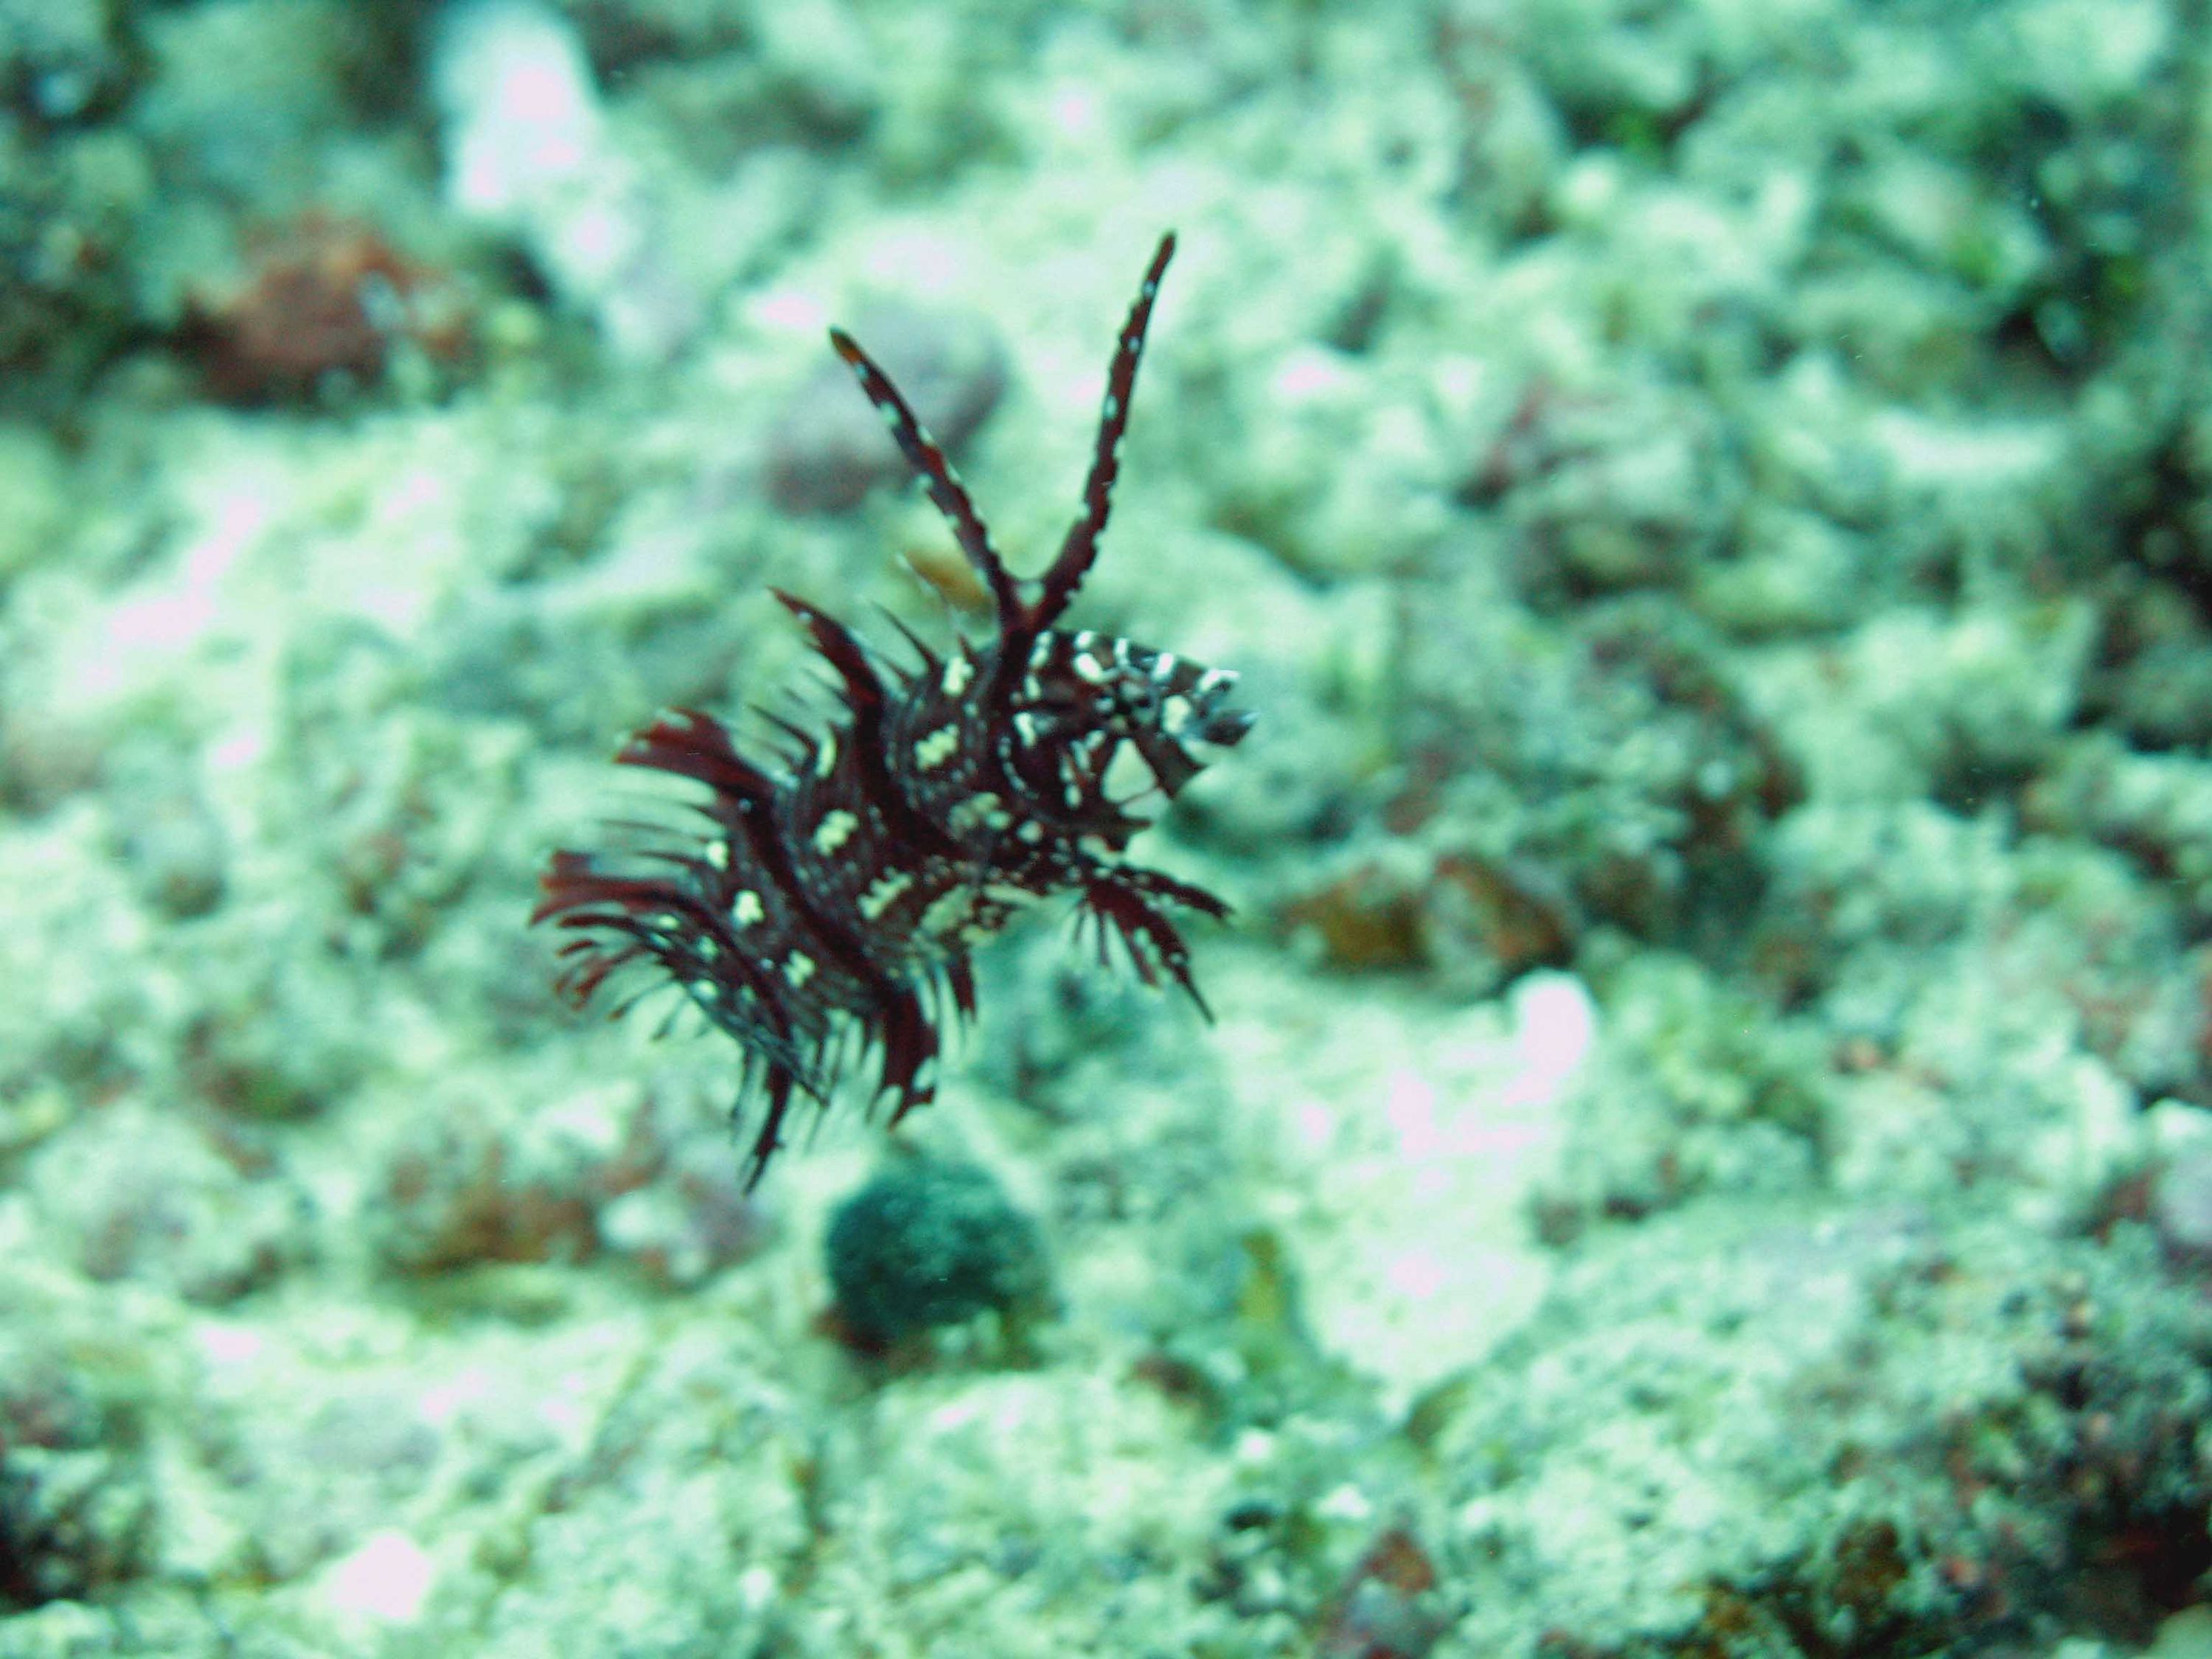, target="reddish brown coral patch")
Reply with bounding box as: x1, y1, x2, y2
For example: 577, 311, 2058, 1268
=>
179, 213, 471, 405
1318, 1523, 1447, 1659
1281, 851, 1574, 982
